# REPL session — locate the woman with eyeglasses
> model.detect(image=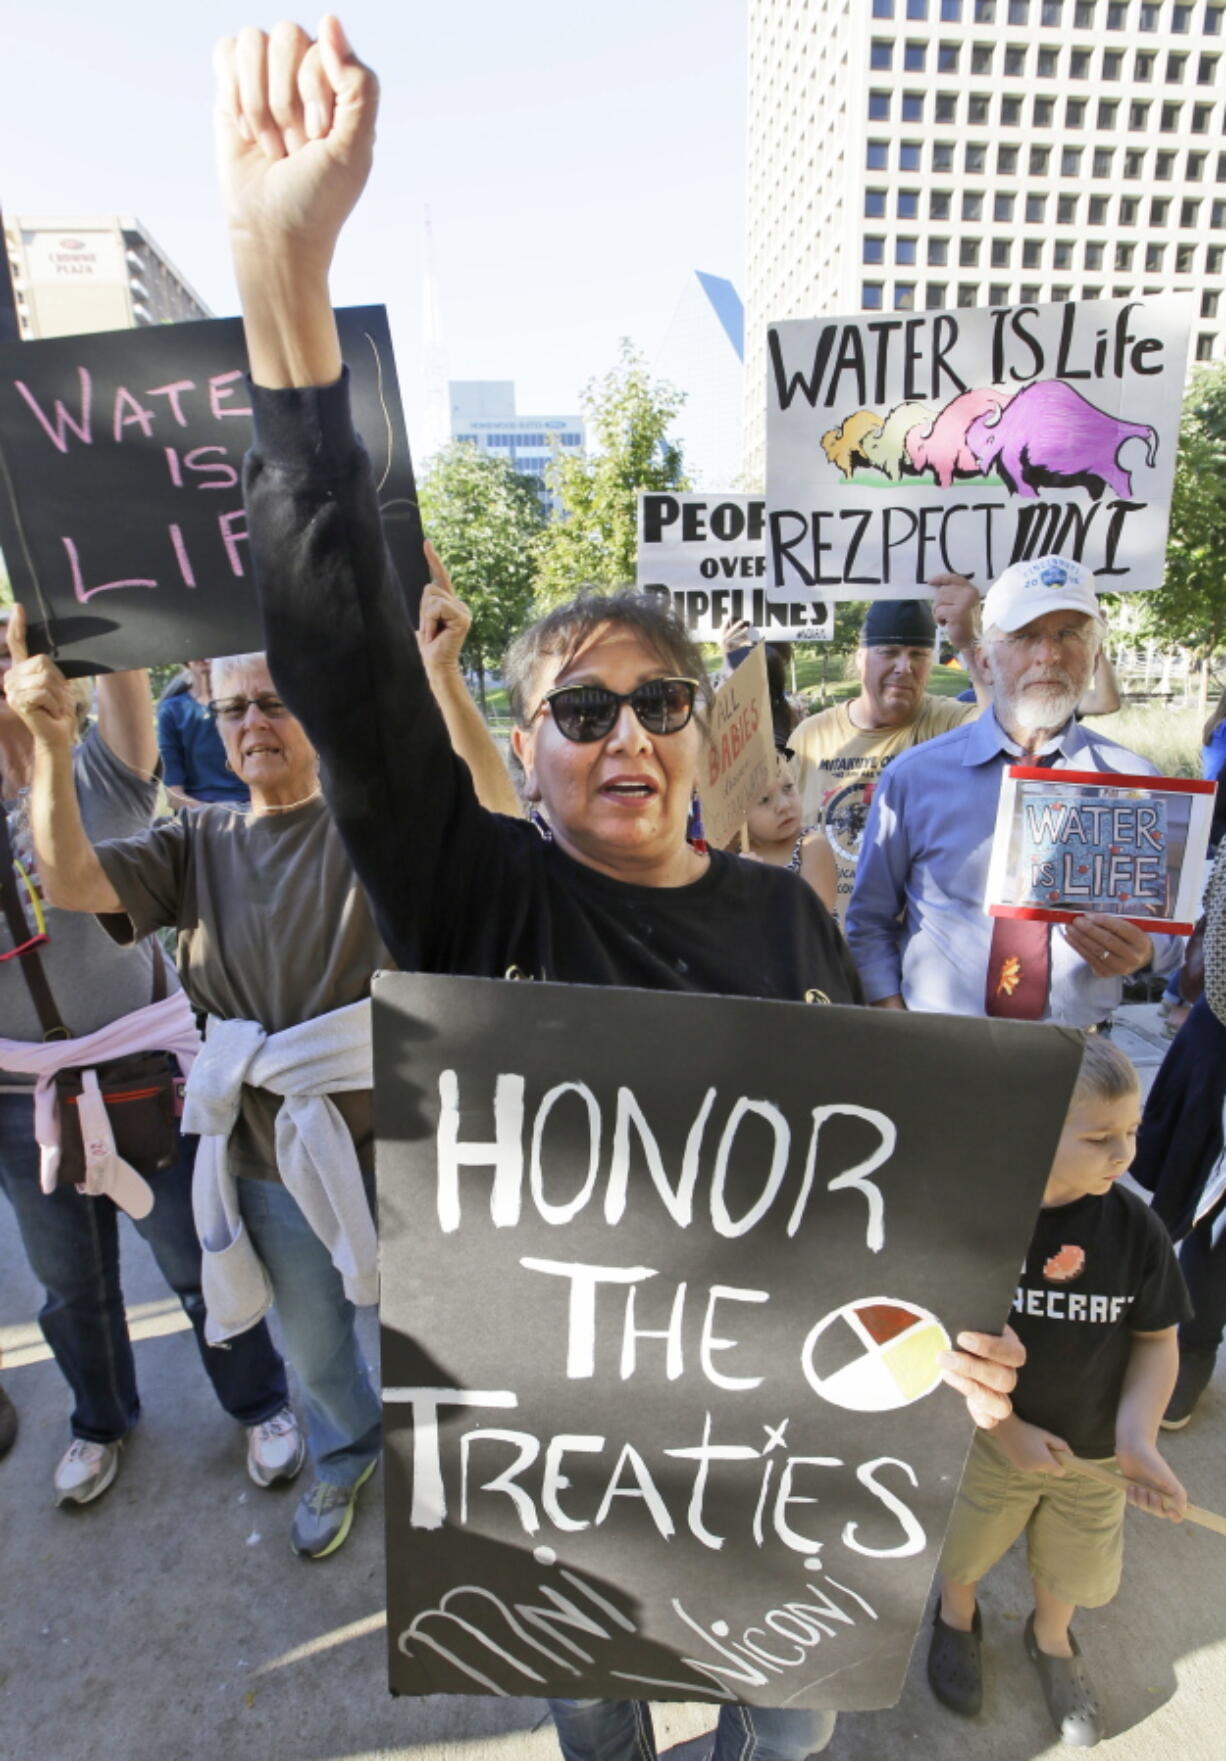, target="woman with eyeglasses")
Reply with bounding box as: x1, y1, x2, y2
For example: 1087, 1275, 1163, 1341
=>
199, 19, 1028, 1757
6, 575, 520, 1559
0, 610, 290, 1510
156, 658, 251, 812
